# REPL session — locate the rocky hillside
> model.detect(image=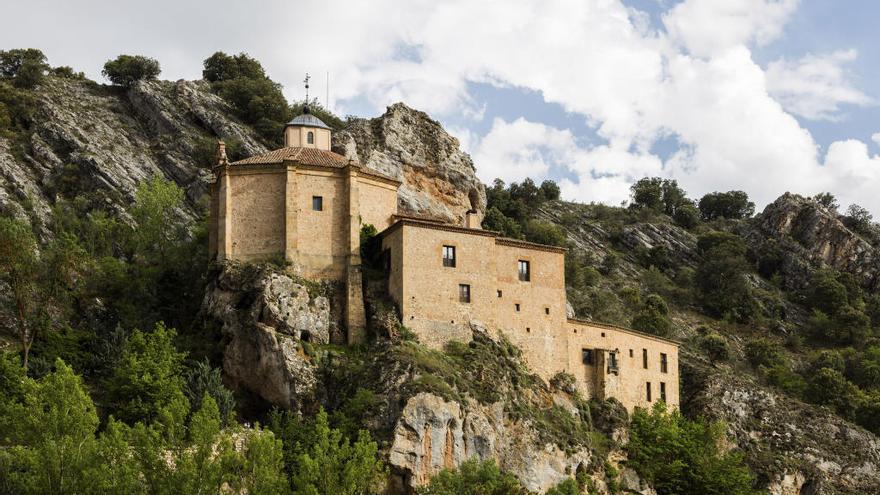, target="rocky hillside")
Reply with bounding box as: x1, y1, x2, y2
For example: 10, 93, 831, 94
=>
4, 63, 880, 495
0, 75, 482, 234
